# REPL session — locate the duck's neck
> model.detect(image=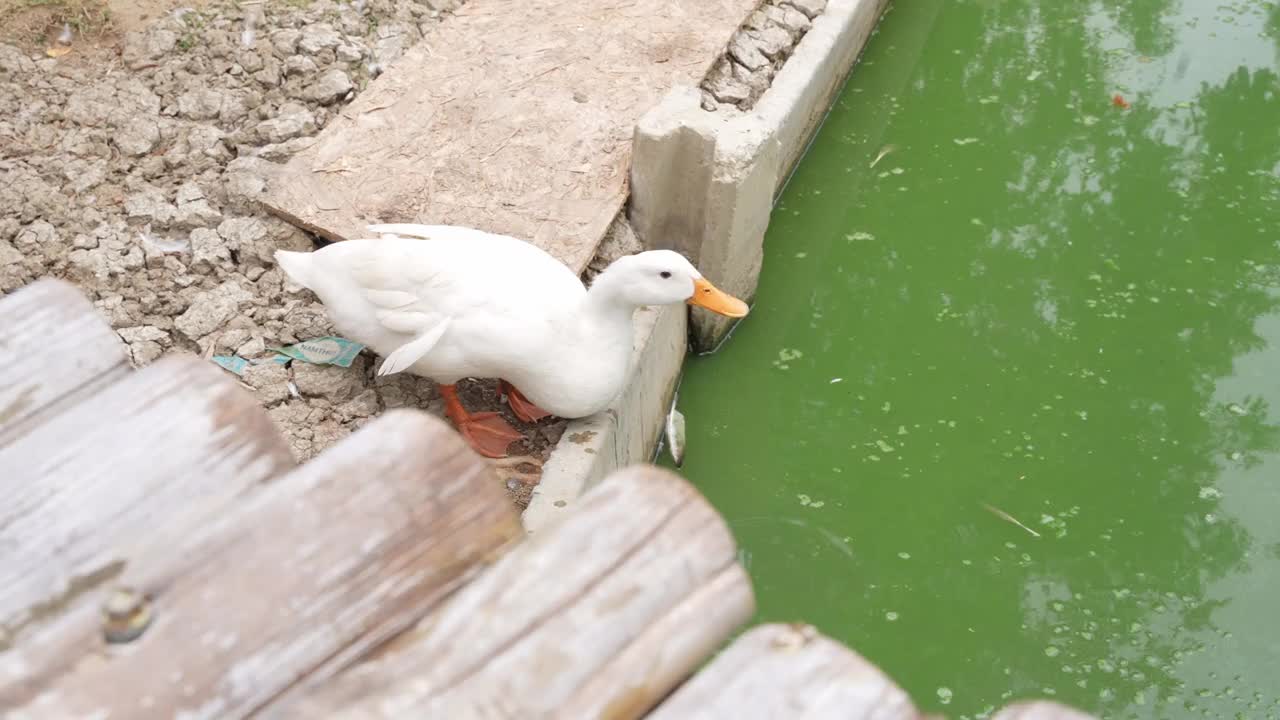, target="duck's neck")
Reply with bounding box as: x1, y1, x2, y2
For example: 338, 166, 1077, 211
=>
578, 271, 639, 335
